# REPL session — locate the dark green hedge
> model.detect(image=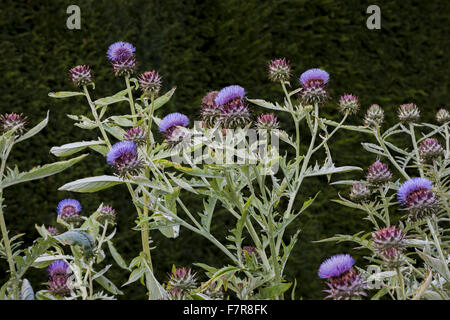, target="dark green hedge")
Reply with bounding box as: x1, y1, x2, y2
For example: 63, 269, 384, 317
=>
0, 0, 448, 299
